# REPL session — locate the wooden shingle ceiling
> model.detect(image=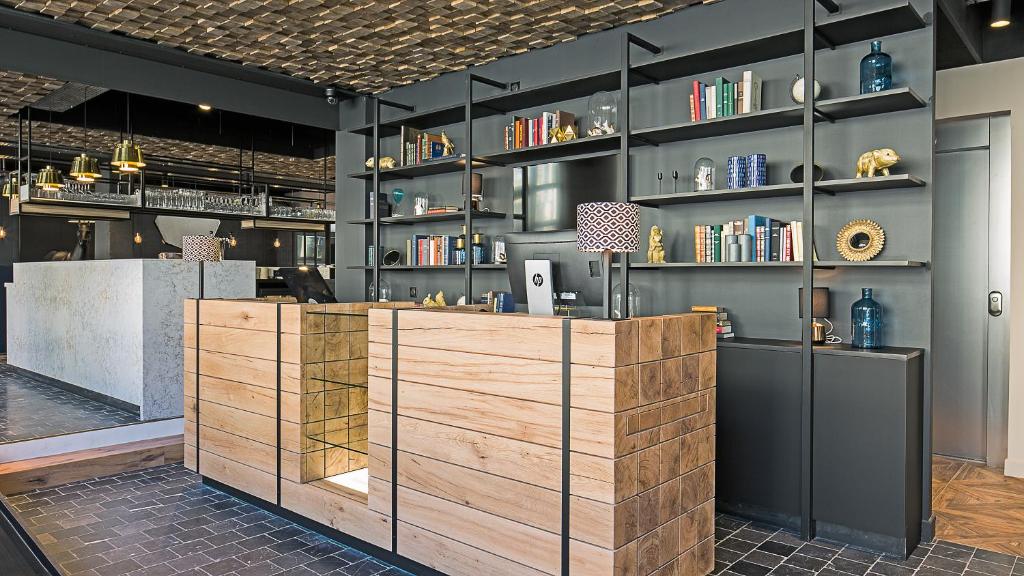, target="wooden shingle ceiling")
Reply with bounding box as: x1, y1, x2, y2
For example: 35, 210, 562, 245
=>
0, 0, 705, 93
